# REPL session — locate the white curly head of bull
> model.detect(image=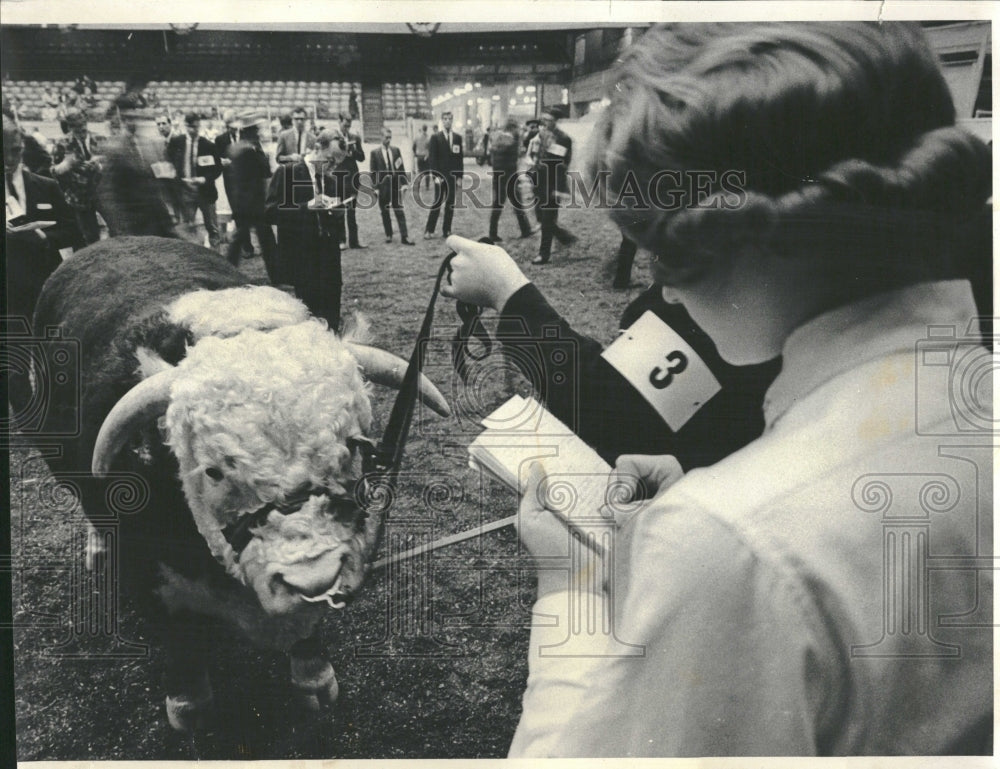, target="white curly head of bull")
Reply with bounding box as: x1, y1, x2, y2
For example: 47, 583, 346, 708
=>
91, 293, 449, 618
